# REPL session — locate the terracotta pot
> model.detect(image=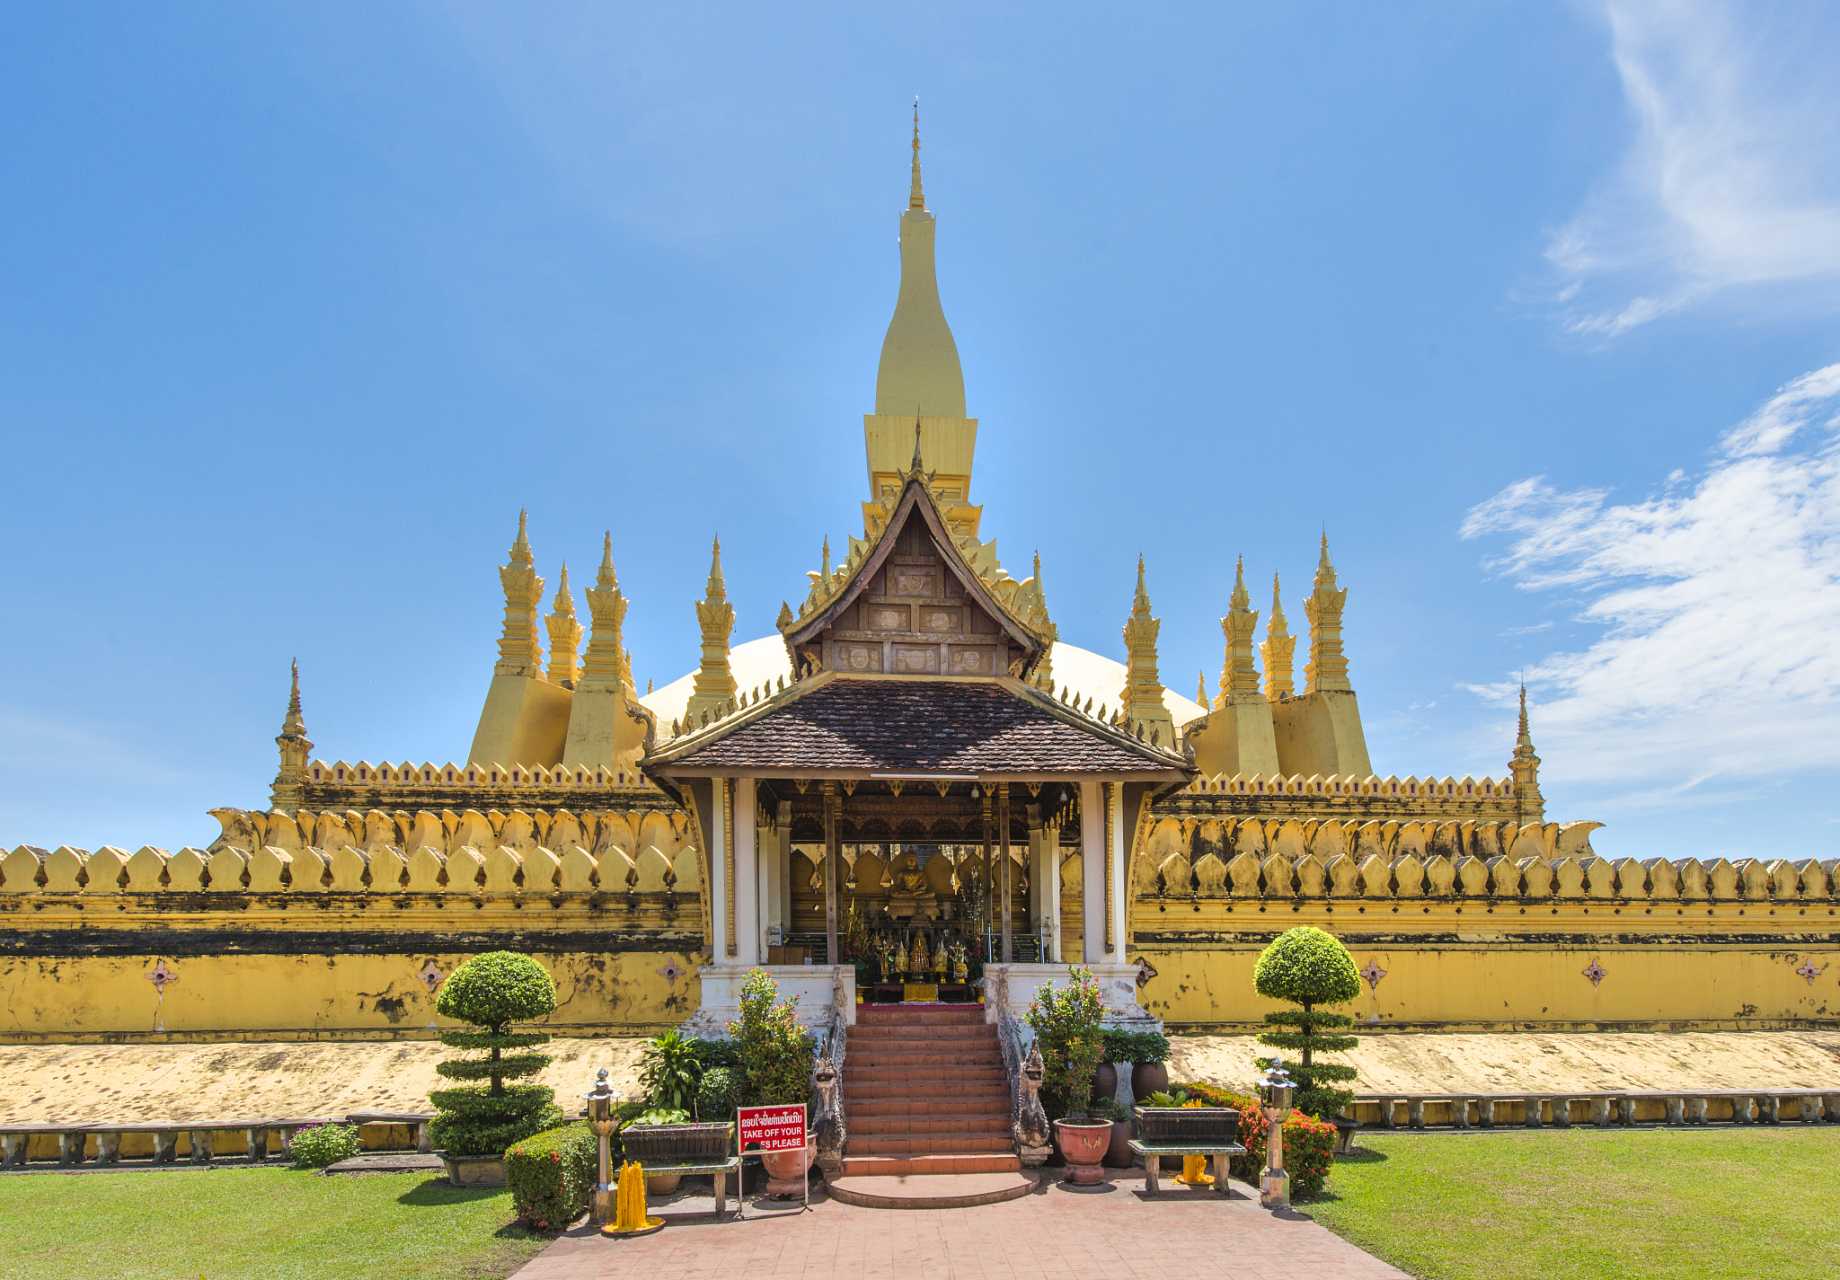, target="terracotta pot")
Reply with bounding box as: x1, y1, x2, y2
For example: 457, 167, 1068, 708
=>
760, 1141, 815, 1199
1092, 1061, 1117, 1104
1054, 1119, 1112, 1185
645, 1172, 683, 1197
1103, 1118, 1135, 1168
1132, 1061, 1169, 1100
